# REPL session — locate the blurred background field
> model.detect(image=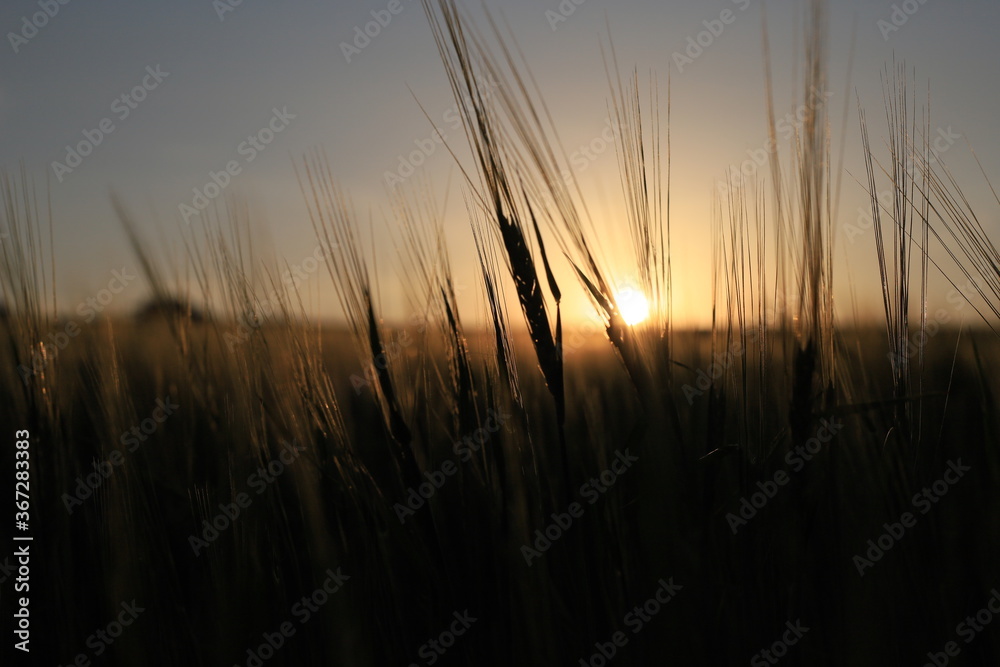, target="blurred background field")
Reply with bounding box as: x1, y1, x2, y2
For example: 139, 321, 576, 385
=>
1, 310, 998, 665
2, 0, 1000, 664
